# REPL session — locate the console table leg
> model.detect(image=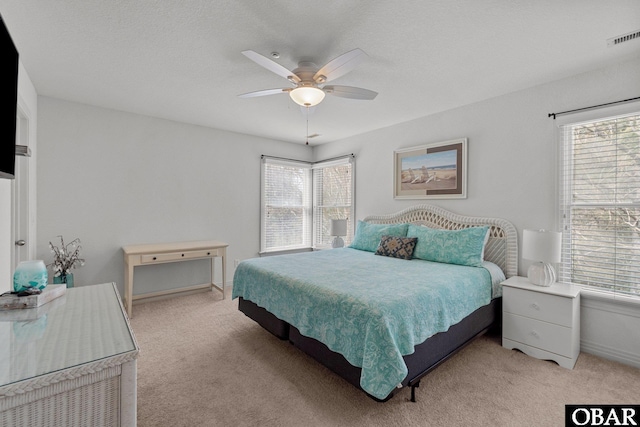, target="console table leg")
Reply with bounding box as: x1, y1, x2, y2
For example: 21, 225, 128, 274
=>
125, 263, 134, 318
210, 257, 215, 292
221, 254, 226, 299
